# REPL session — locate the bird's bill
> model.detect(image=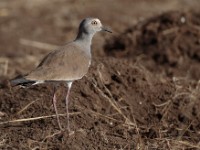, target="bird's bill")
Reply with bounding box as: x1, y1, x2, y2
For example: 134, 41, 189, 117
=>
101, 26, 112, 33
